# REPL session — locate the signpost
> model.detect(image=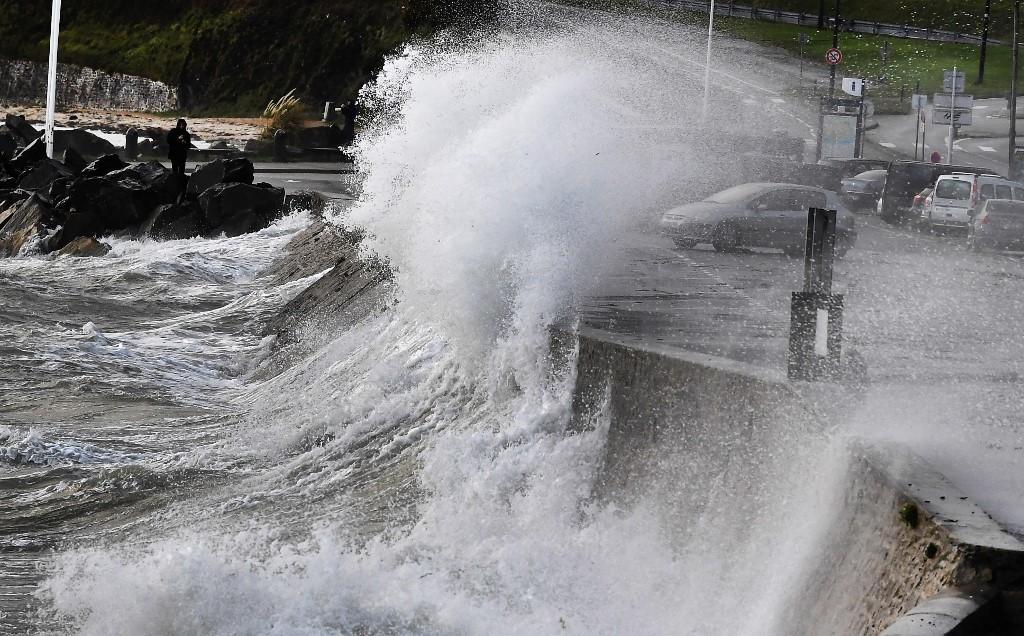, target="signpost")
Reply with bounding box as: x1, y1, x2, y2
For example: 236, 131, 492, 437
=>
934, 68, 970, 165
912, 94, 927, 160
826, 48, 843, 66
841, 77, 863, 97
44, 0, 62, 160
